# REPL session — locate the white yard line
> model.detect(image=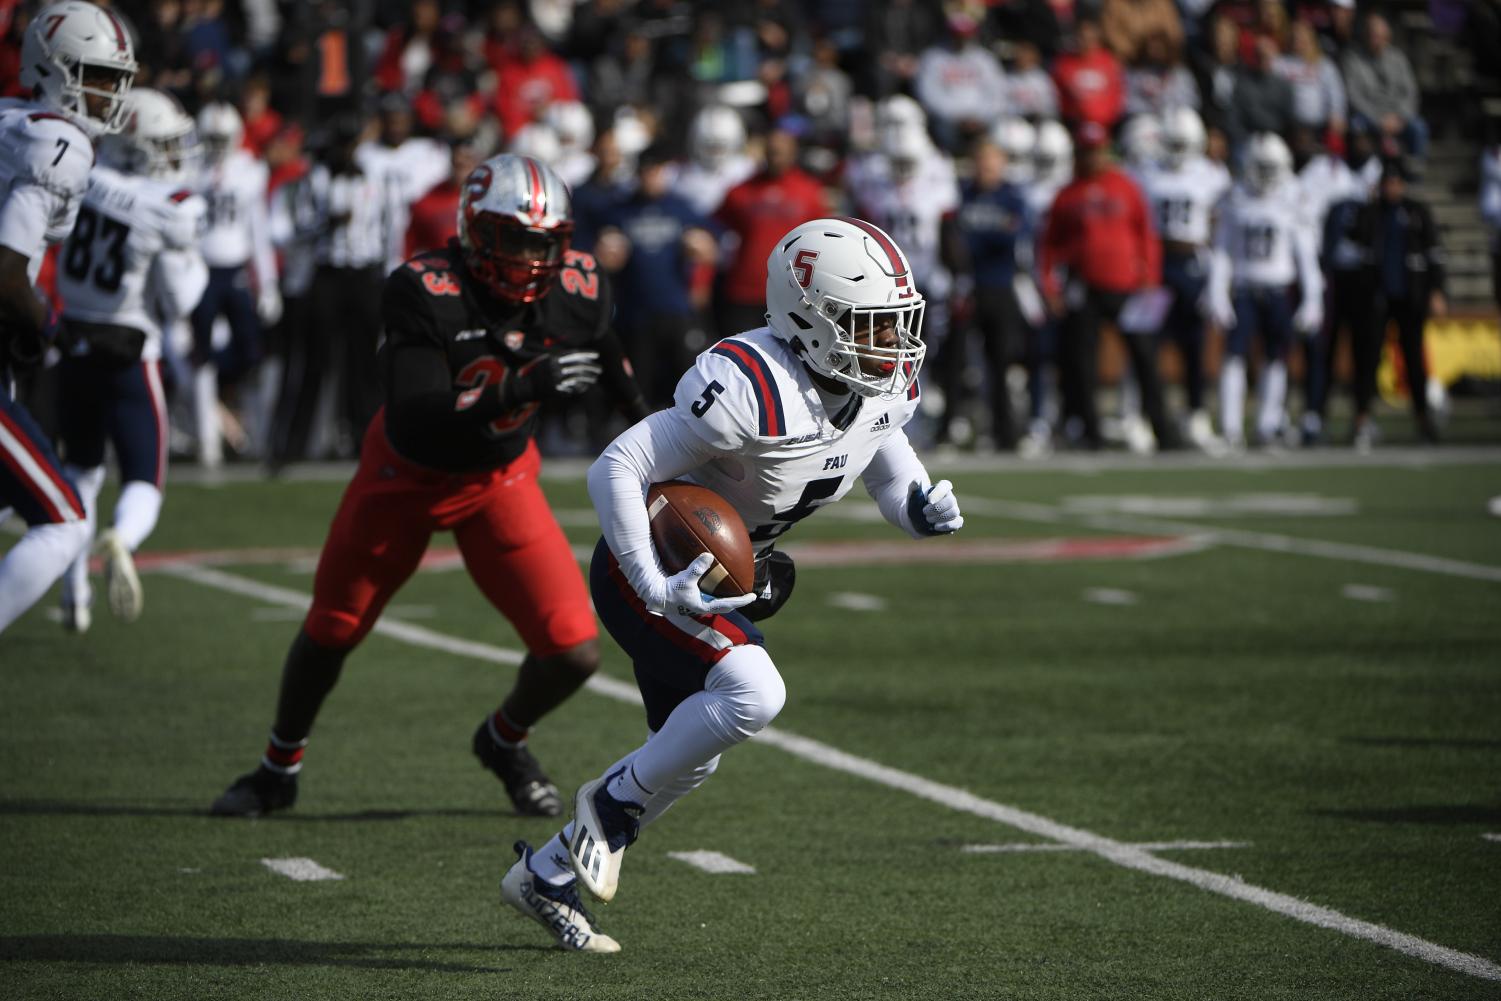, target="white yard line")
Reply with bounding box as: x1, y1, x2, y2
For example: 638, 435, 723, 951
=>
667, 850, 757, 874
261, 857, 345, 882
1482, 834, 1501, 844
963, 840, 1249, 854
1082, 588, 1139, 606
1341, 585, 1395, 603
961, 495, 1501, 584
826, 592, 888, 612
164, 560, 1501, 982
